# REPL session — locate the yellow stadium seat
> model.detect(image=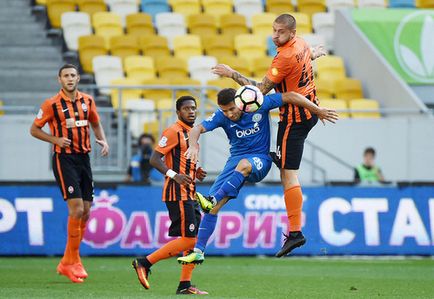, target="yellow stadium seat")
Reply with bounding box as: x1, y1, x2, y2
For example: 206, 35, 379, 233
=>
126, 13, 155, 36
156, 98, 176, 127
252, 56, 273, 77
76, 0, 107, 17
265, 0, 294, 14
78, 35, 108, 73
206, 78, 239, 101
291, 12, 312, 34
36, 0, 47, 4
173, 35, 203, 61
170, 78, 202, 101
142, 79, 173, 100
219, 56, 251, 76
251, 13, 276, 39
110, 78, 143, 111
315, 77, 336, 98
220, 14, 249, 37
202, 34, 234, 58
92, 12, 124, 48
0, 100, 4, 116
109, 35, 140, 61
320, 98, 349, 118
416, 0, 434, 7
335, 78, 363, 100
297, 0, 327, 17
316, 55, 346, 79
46, 0, 76, 28
188, 14, 218, 38
234, 34, 267, 64
350, 99, 381, 118
156, 56, 189, 79
138, 35, 170, 58
143, 120, 160, 139
171, 0, 201, 17
124, 55, 156, 81
202, 0, 234, 19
